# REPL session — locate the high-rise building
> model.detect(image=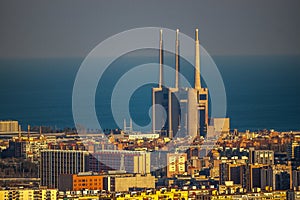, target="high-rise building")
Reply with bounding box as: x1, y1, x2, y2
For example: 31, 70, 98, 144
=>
152, 29, 209, 138
260, 166, 273, 191
292, 169, 300, 189
219, 162, 247, 188
273, 164, 292, 191
40, 149, 89, 188
248, 163, 291, 192
248, 164, 263, 191
275, 171, 291, 190
229, 164, 247, 187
